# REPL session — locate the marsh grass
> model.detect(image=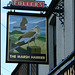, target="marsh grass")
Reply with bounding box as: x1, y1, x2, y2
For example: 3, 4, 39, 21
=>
9, 34, 47, 55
